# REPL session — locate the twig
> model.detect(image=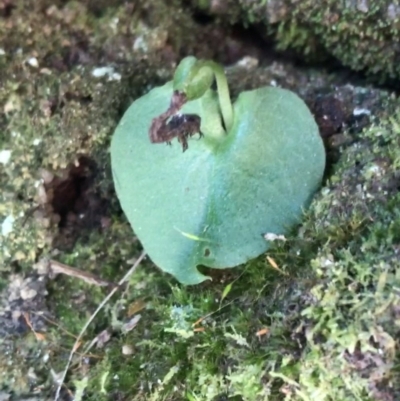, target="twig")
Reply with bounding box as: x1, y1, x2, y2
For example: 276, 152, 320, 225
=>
49, 259, 115, 287
53, 251, 147, 401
